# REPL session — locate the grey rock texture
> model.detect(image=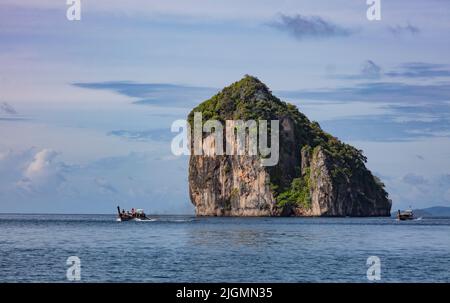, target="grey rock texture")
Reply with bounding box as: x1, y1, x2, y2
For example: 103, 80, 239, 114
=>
188, 76, 391, 217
